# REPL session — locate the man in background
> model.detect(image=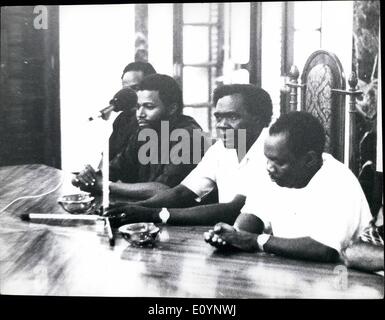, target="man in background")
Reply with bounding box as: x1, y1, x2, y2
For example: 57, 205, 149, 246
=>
109, 61, 157, 160
73, 74, 206, 201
